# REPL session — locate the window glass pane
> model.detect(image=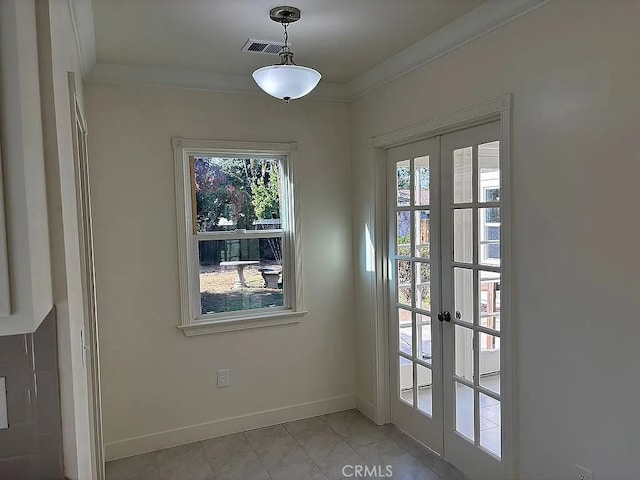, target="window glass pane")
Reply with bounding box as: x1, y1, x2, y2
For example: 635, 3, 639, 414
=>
192, 157, 281, 232
453, 208, 473, 263
199, 238, 283, 315
417, 314, 432, 364
454, 268, 473, 325
399, 357, 414, 406
397, 260, 412, 307
479, 272, 500, 325
415, 262, 431, 312
396, 211, 411, 256
398, 308, 412, 356
453, 147, 473, 204
414, 156, 430, 206
416, 364, 433, 416
455, 382, 474, 442
480, 394, 501, 458
396, 160, 410, 206
478, 141, 500, 203
414, 210, 430, 258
